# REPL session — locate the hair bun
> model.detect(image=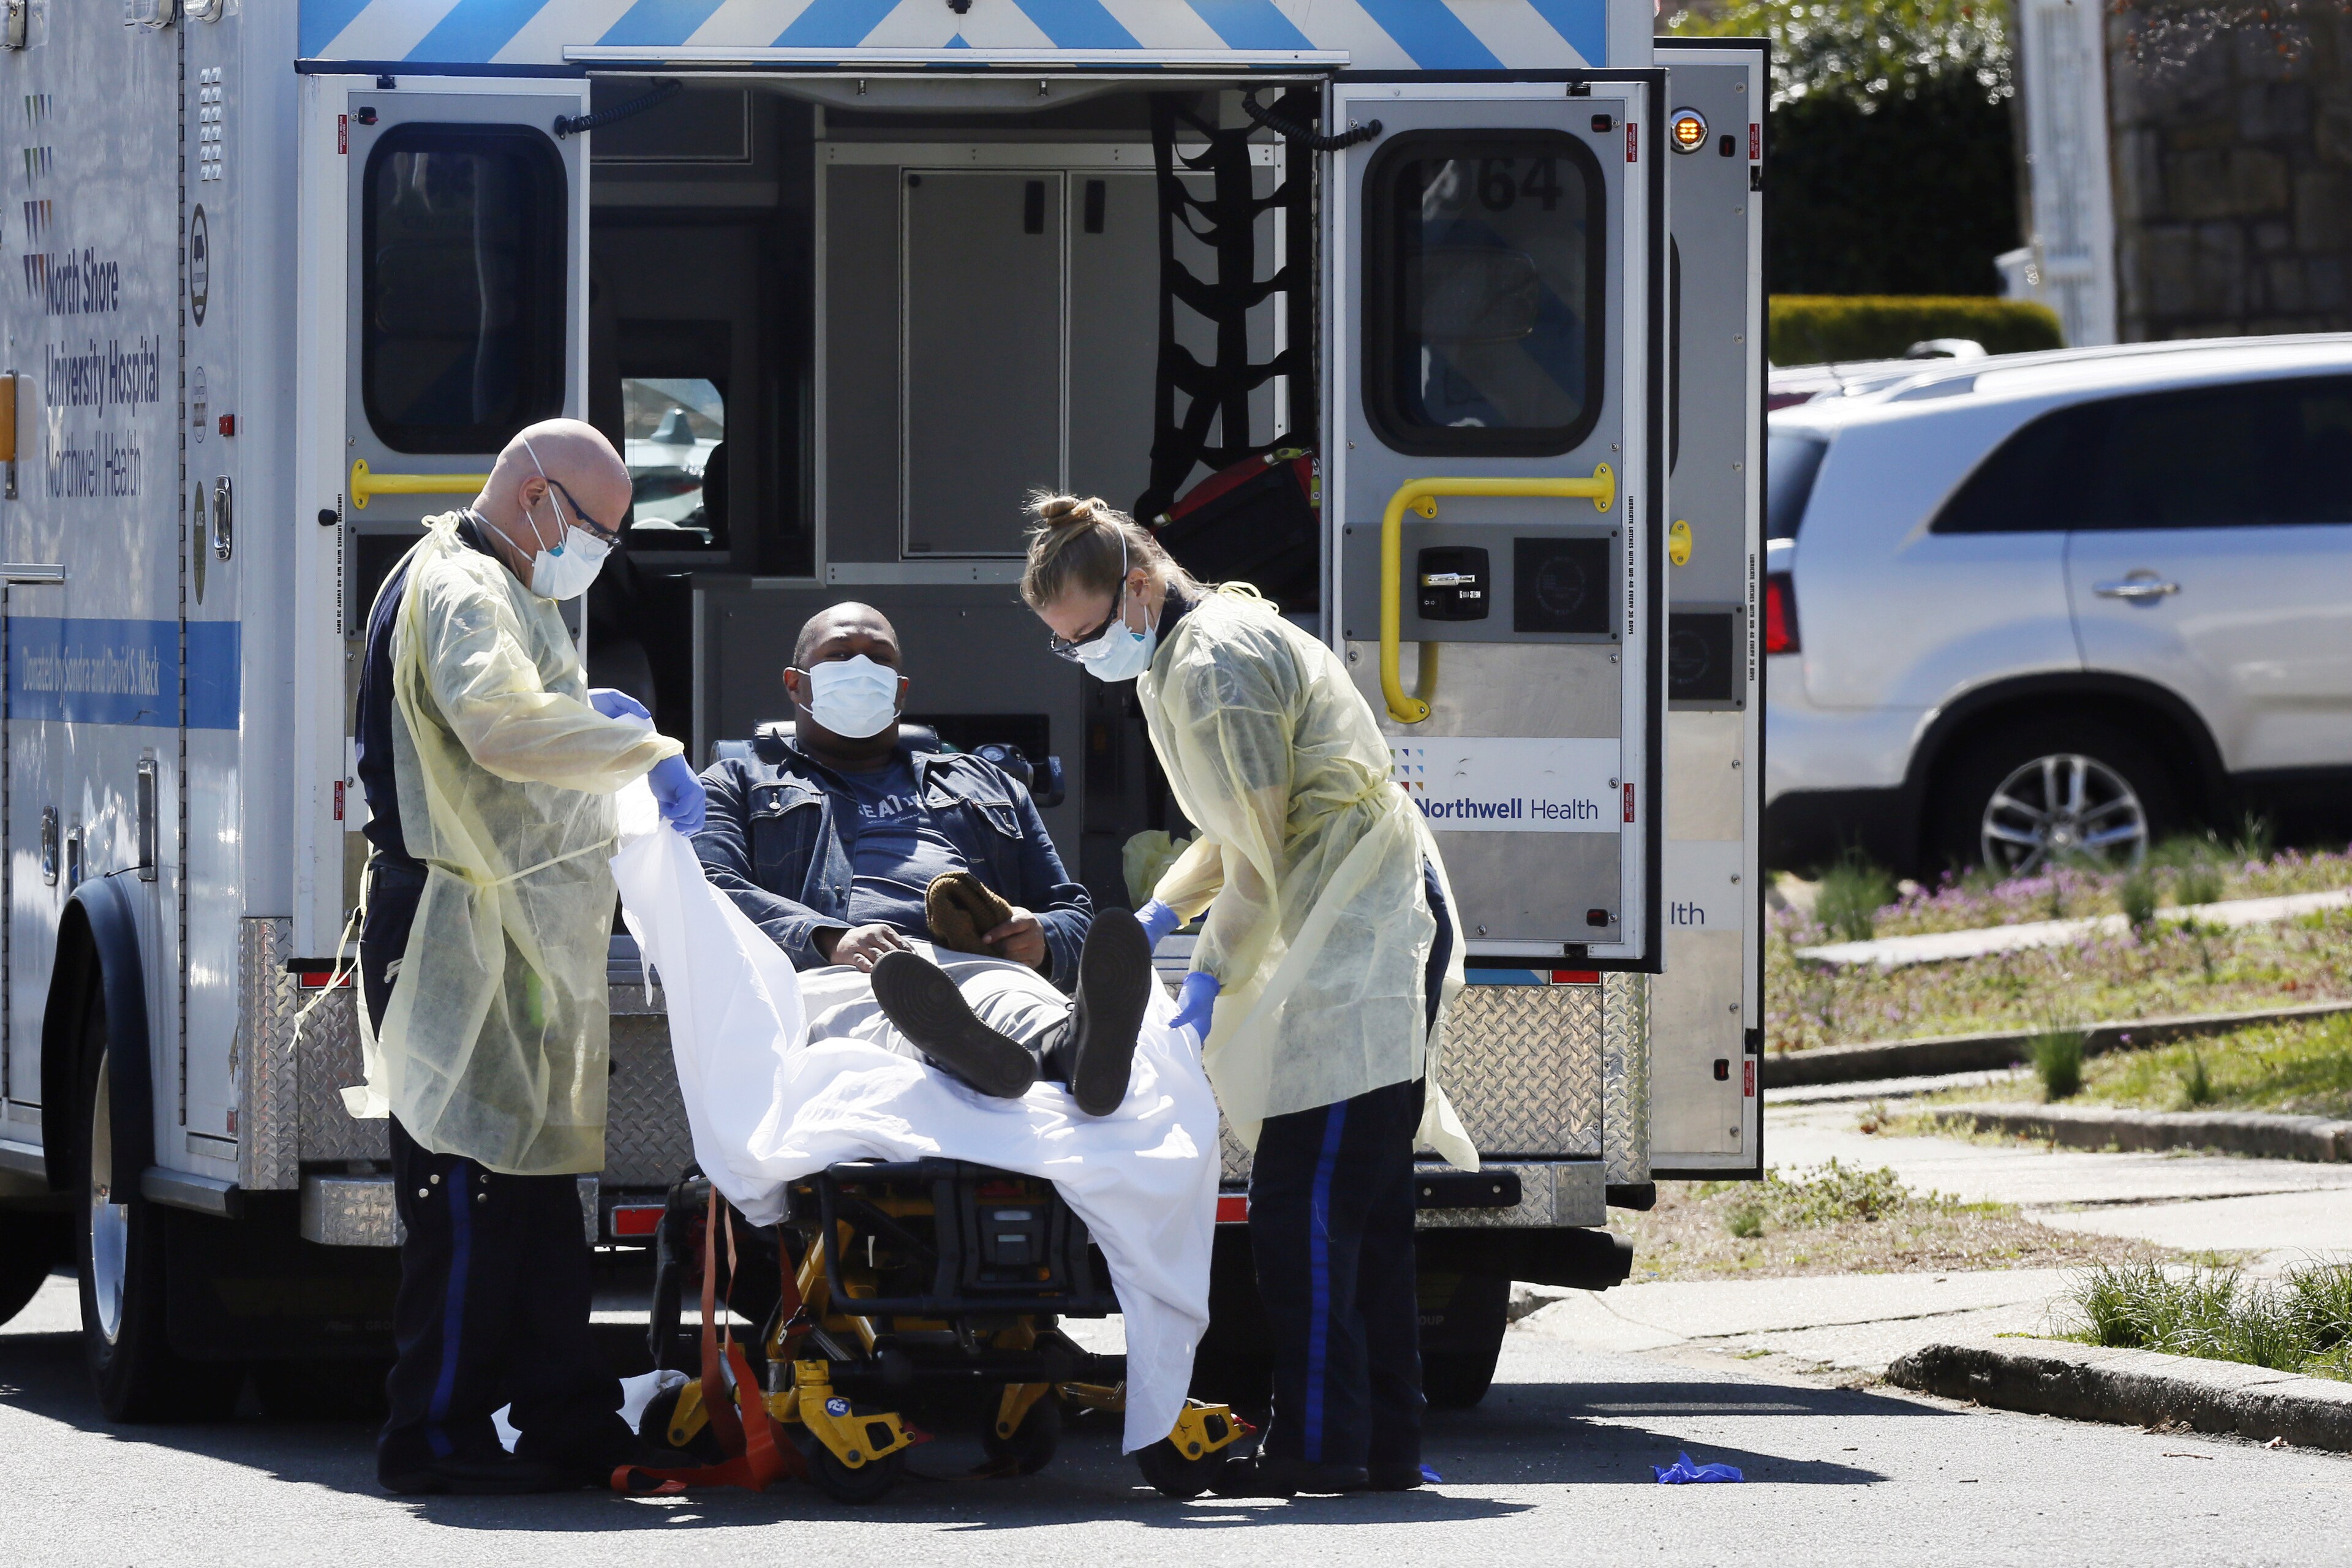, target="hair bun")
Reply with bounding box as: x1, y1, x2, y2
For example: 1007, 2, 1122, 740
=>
1031, 493, 1102, 532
